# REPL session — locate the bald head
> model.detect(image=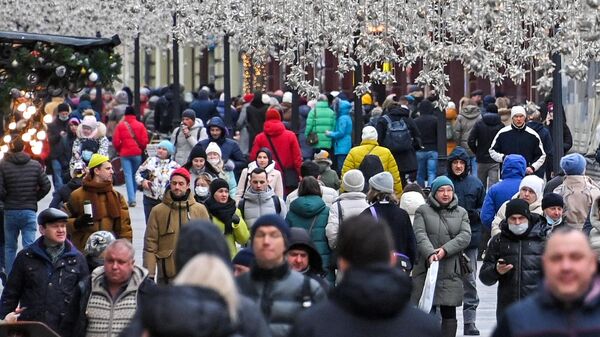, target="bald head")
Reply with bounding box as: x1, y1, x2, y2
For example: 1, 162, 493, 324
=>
543, 228, 597, 303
